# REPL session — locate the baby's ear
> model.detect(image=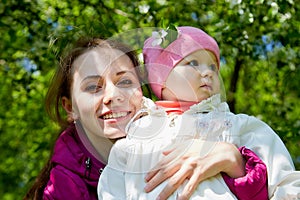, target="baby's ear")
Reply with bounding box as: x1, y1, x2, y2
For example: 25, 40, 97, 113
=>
62, 97, 78, 122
